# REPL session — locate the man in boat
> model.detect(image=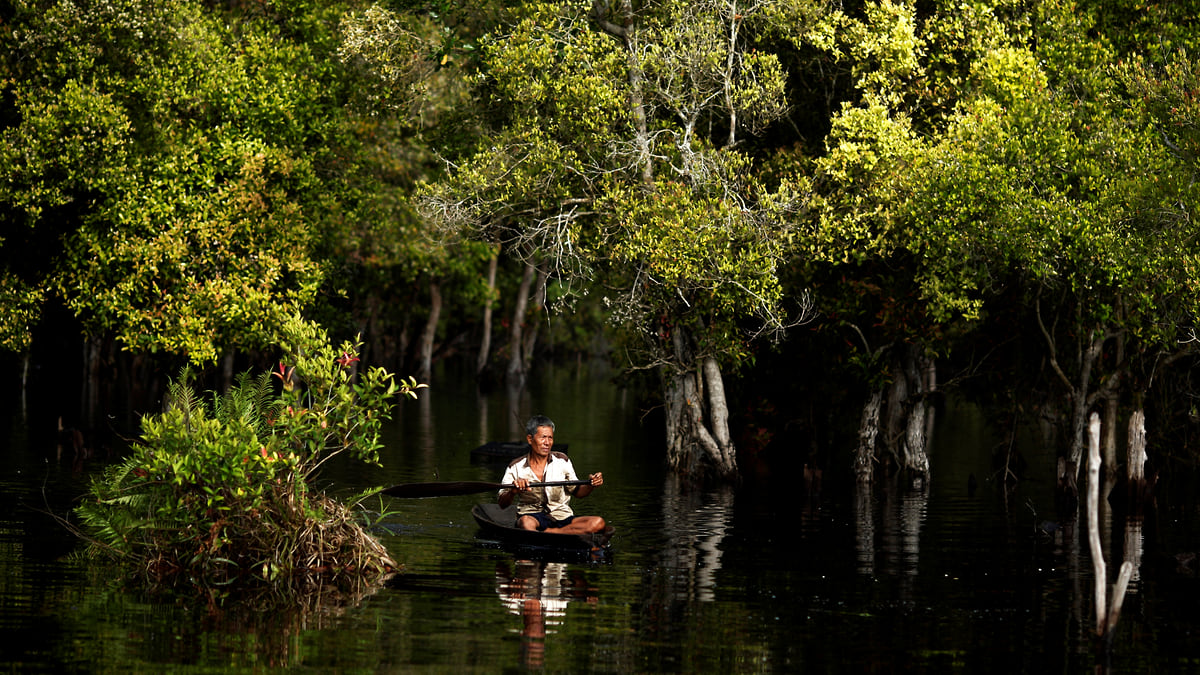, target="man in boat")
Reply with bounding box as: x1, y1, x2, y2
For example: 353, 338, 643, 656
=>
498, 415, 606, 534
